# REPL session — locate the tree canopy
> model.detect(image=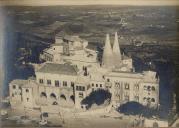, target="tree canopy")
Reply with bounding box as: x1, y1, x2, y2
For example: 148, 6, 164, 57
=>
118, 101, 159, 118
81, 89, 111, 109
